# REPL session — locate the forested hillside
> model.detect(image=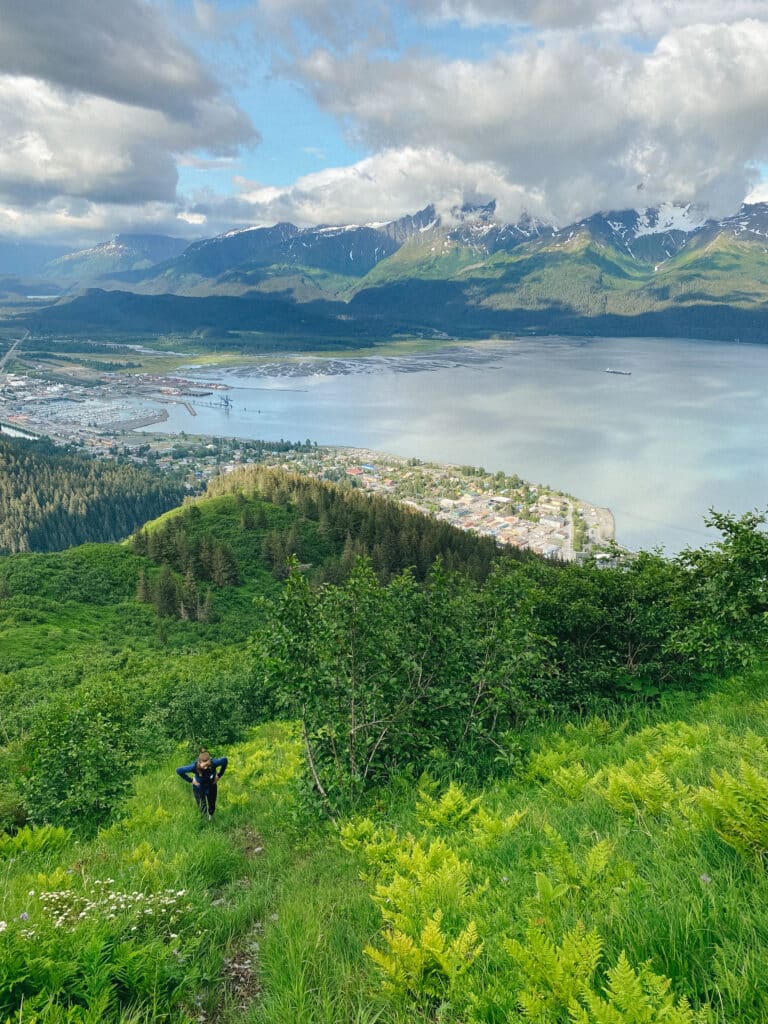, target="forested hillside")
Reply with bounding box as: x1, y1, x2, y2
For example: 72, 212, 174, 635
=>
1, 467, 768, 1022
0, 435, 187, 553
